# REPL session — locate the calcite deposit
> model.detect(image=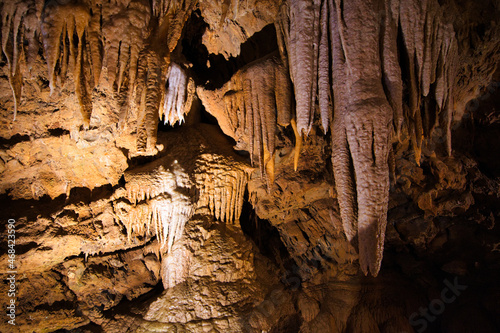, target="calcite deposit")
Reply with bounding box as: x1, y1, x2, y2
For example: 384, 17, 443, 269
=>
0, 0, 499, 332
